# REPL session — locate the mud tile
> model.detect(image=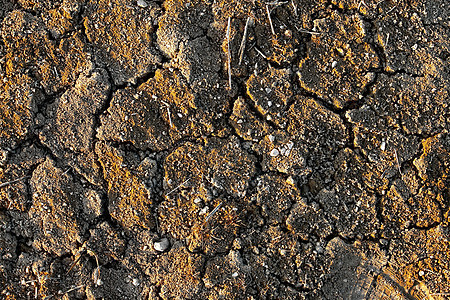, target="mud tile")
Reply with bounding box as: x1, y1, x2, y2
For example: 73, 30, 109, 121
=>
329, 0, 380, 18
161, 137, 255, 251
98, 69, 205, 151
385, 227, 450, 298
0, 74, 41, 151
253, 96, 346, 180
95, 141, 154, 230
157, 0, 213, 58
82, 189, 103, 220
0, 145, 45, 211
41, 1, 83, 39
316, 148, 387, 238
230, 97, 271, 142
87, 221, 126, 265
369, 74, 449, 136
414, 133, 450, 188
17, 0, 66, 11
163, 137, 256, 200
375, 8, 448, 76
203, 250, 251, 297
84, 0, 162, 85
286, 96, 347, 156
346, 105, 421, 176
40, 69, 110, 185
242, 226, 326, 292
123, 228, 159, 270
297, 11, 379, 108
147, 242, 205, 300
157, 1, 220, 83
177, 36, 222, 84
381, 179, 442, 237
29, 158, 89, 256
255, 131, 311, 176
2, 10, 93, 94
246, 68, 293, 127
255, 175, 298, 225
286, 200, 332, 241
